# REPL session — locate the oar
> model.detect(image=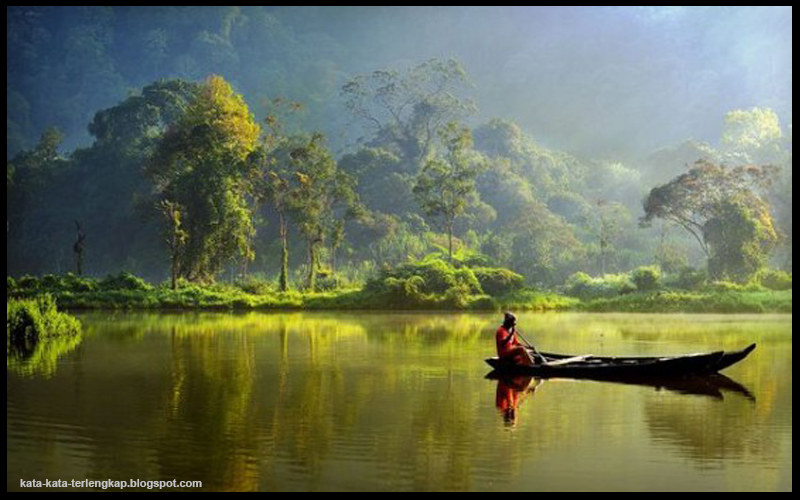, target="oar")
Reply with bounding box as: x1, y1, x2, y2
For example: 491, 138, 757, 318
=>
515, 329, 547, 365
